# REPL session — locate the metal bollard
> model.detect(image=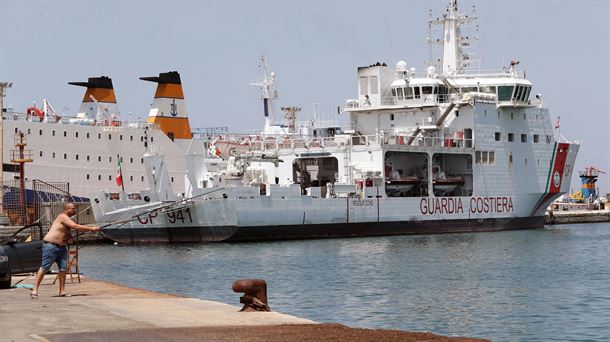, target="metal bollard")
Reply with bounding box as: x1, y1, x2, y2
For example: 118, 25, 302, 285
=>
232, 279, 270, 312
